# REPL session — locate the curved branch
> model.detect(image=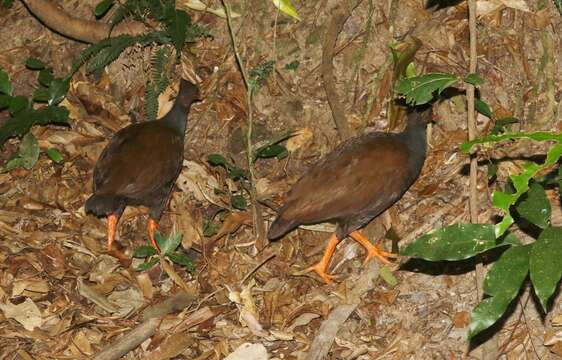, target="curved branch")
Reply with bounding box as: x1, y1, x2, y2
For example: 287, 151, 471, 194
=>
321, 1, 362, 141
22, 0, 147, 44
